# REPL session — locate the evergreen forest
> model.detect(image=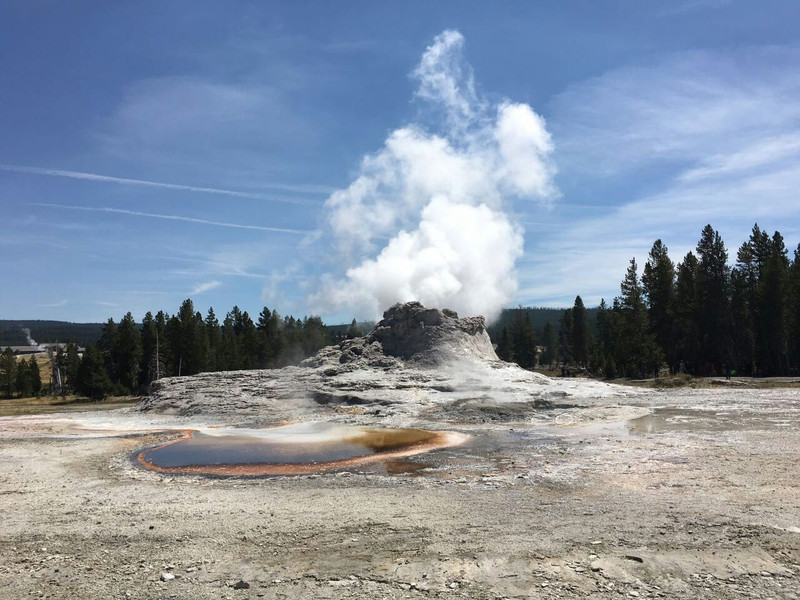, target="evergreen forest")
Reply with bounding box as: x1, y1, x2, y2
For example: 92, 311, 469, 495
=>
1, 300, 350, 399
493, 223, 800, 379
